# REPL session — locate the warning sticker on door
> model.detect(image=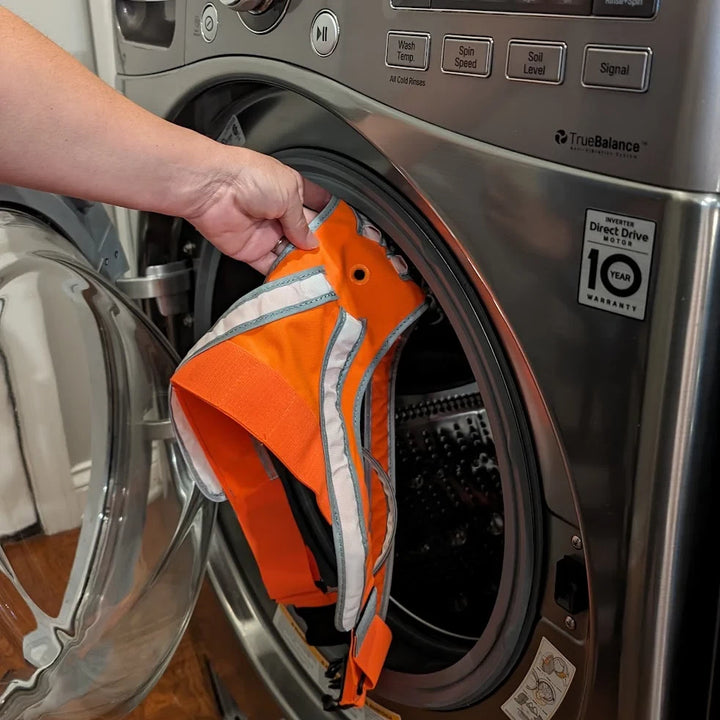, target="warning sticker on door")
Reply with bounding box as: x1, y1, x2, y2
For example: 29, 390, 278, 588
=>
273, 605, 401, 720
501, 637, 576, 720
578, 209, 656, 320
217, 115, 246, 147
